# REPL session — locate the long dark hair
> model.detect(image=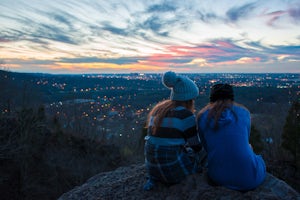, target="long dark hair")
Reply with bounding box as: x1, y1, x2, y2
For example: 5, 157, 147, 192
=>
197, 100, 241, 129
147, 99, 194, 135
